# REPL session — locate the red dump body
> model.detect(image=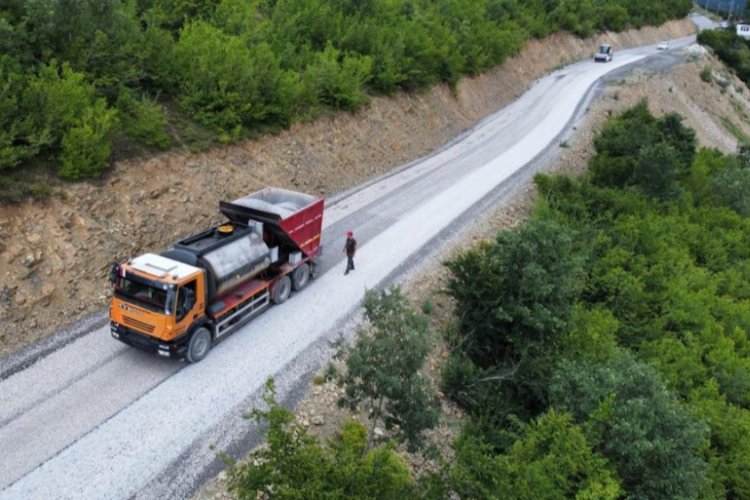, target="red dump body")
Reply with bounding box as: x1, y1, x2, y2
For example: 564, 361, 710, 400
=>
278, 196, 324, 257
220, 187, 324, 258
